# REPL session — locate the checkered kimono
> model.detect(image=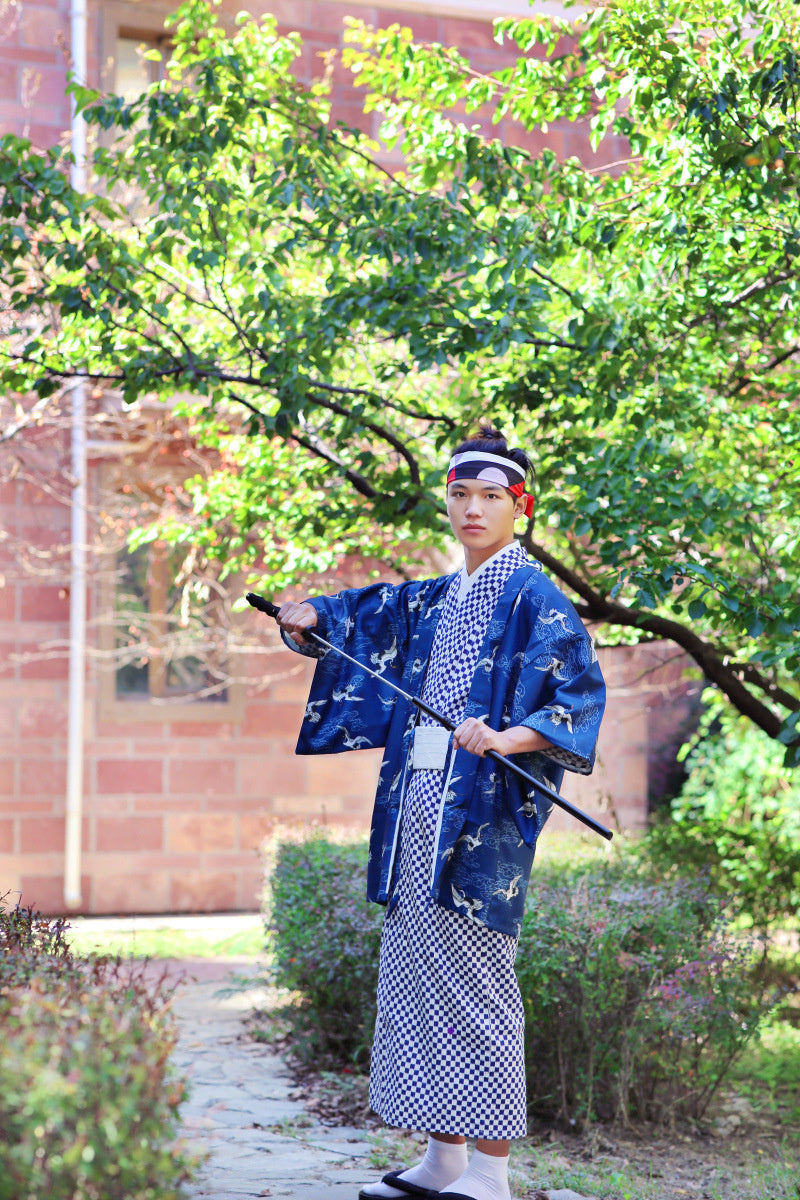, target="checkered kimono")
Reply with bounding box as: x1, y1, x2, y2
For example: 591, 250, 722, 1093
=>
368, 542, 530, 1136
